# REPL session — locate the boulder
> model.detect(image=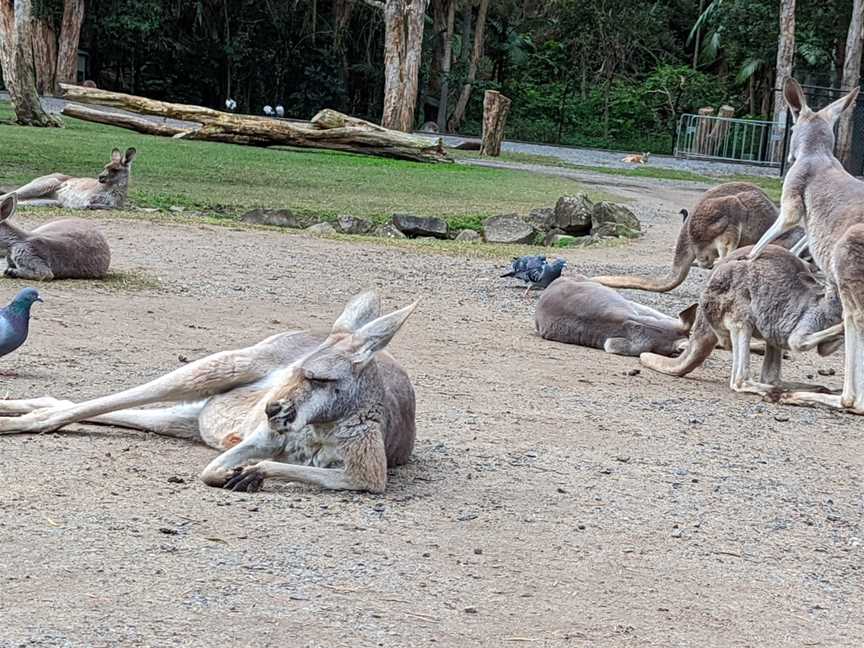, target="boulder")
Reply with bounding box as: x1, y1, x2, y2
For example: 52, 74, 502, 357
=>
391, 213, 449, 239
553, 195, 594, 235
306, 222, 337, 235
373, 223, 407, 239
483, 214, 537, 245
455, 229, 482, 242
542, 228, 565, 246
335, 215, 374, 235
591, 202, 641, 238
528, 207, 556, 231
241, 208, 315, 229
545, 233, 582, 248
